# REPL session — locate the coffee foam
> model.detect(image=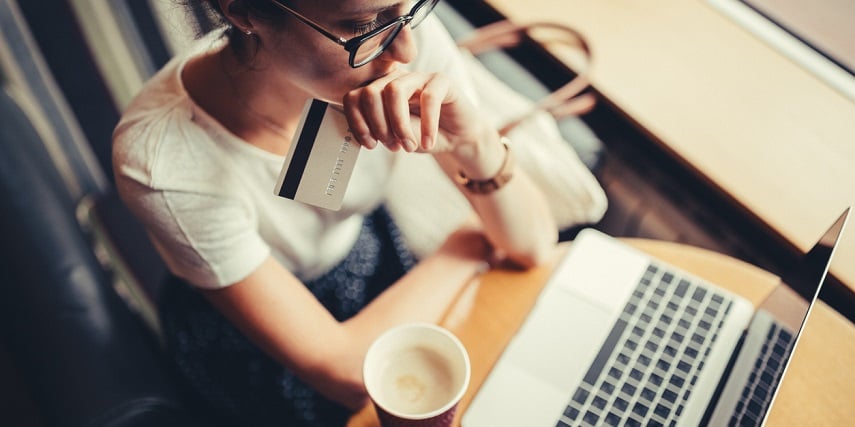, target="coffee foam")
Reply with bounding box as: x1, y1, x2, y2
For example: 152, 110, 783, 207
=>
376, 346, 457, 415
